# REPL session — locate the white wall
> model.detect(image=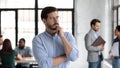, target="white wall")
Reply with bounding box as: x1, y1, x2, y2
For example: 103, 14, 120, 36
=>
68, 0, 113, 68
